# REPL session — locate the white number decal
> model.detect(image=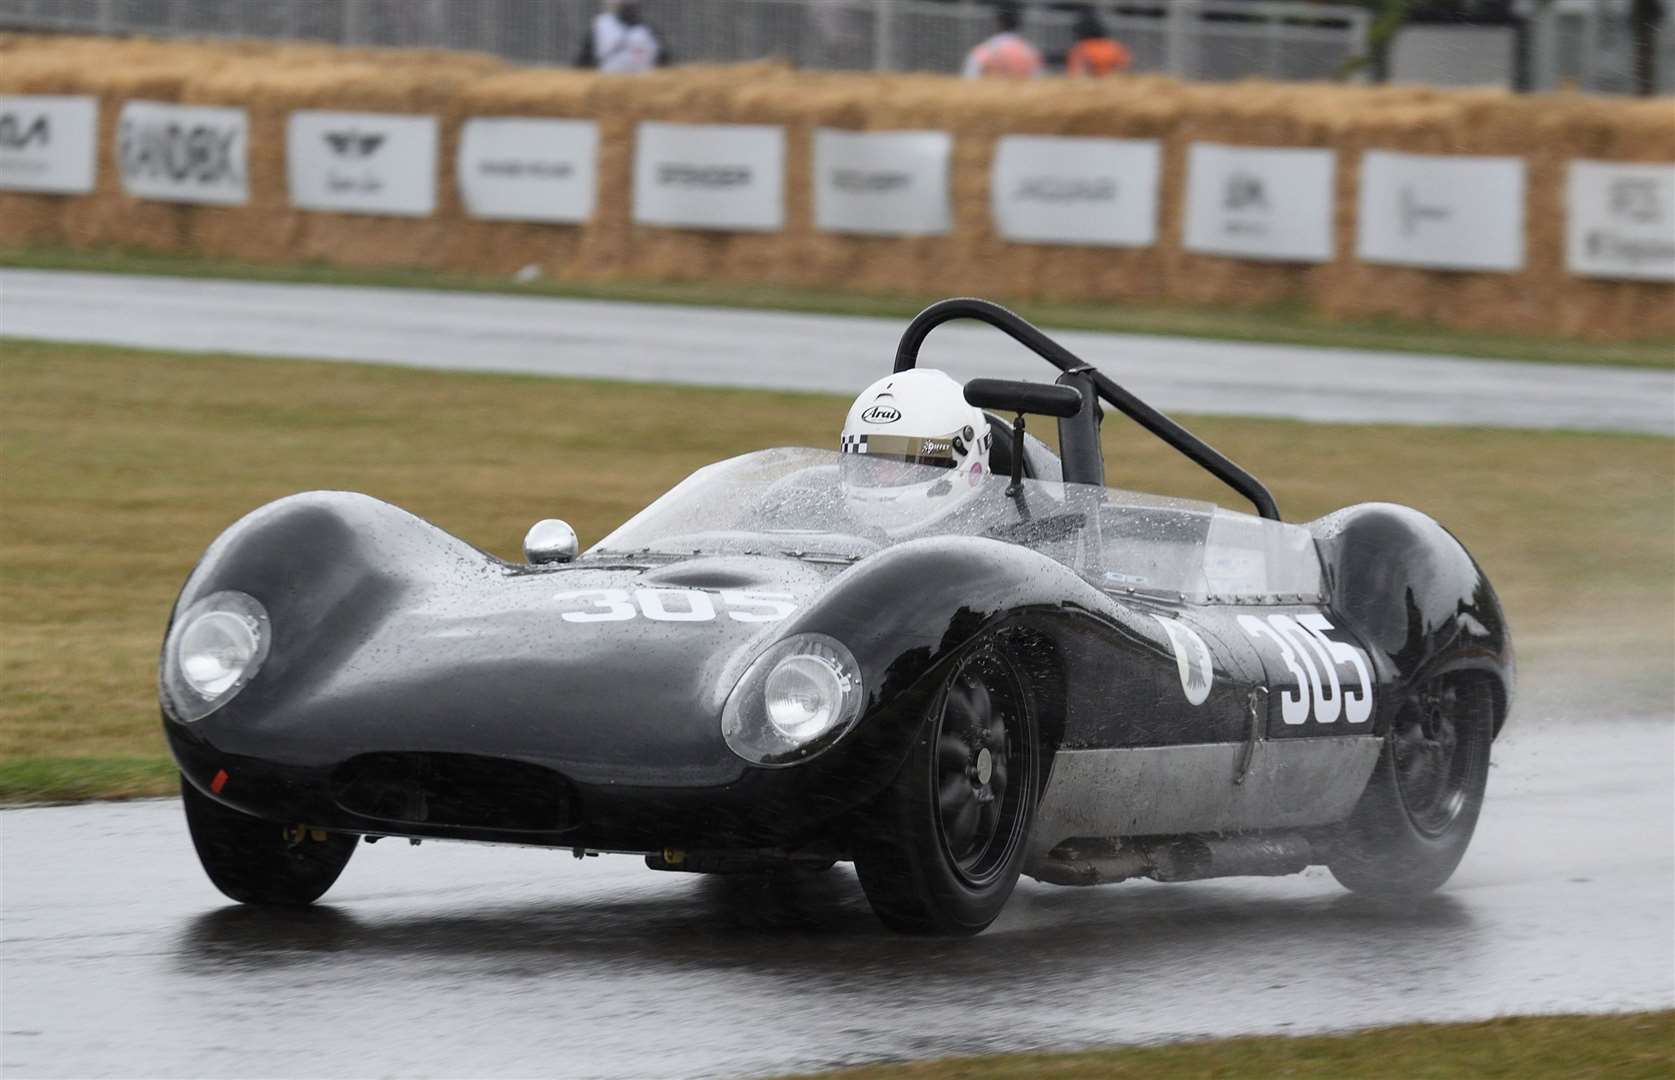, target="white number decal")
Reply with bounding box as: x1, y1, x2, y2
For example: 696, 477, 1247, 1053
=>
636, 588, 716, 622
1271, 614, 1340, 723
554, 588, 637, 623
719, 590, 798, 623
554, 588, 795, 624
1297, 613, 1372, 724
1239, 613, 1372, 726
1237, 615, 1311, 725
